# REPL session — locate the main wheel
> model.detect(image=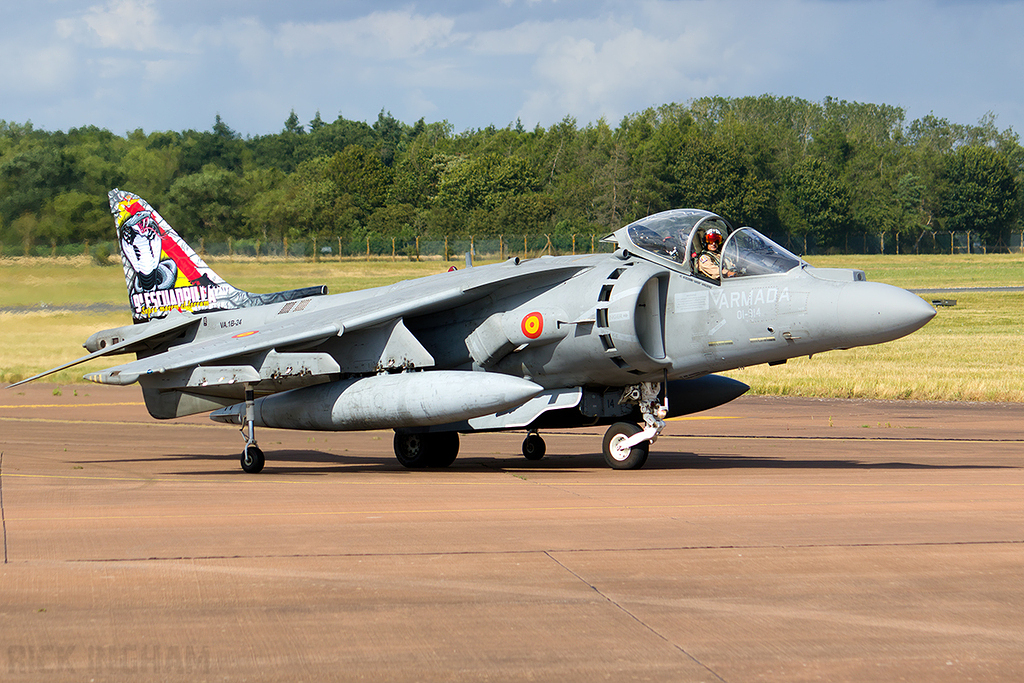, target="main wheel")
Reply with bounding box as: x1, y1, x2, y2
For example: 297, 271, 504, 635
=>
522, 433, 546, 460
602, 422, 649, 470
427, 432, 459, 468
394, 432, 460, 469
394, 432, 431, 468
241, 444, 265, 473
